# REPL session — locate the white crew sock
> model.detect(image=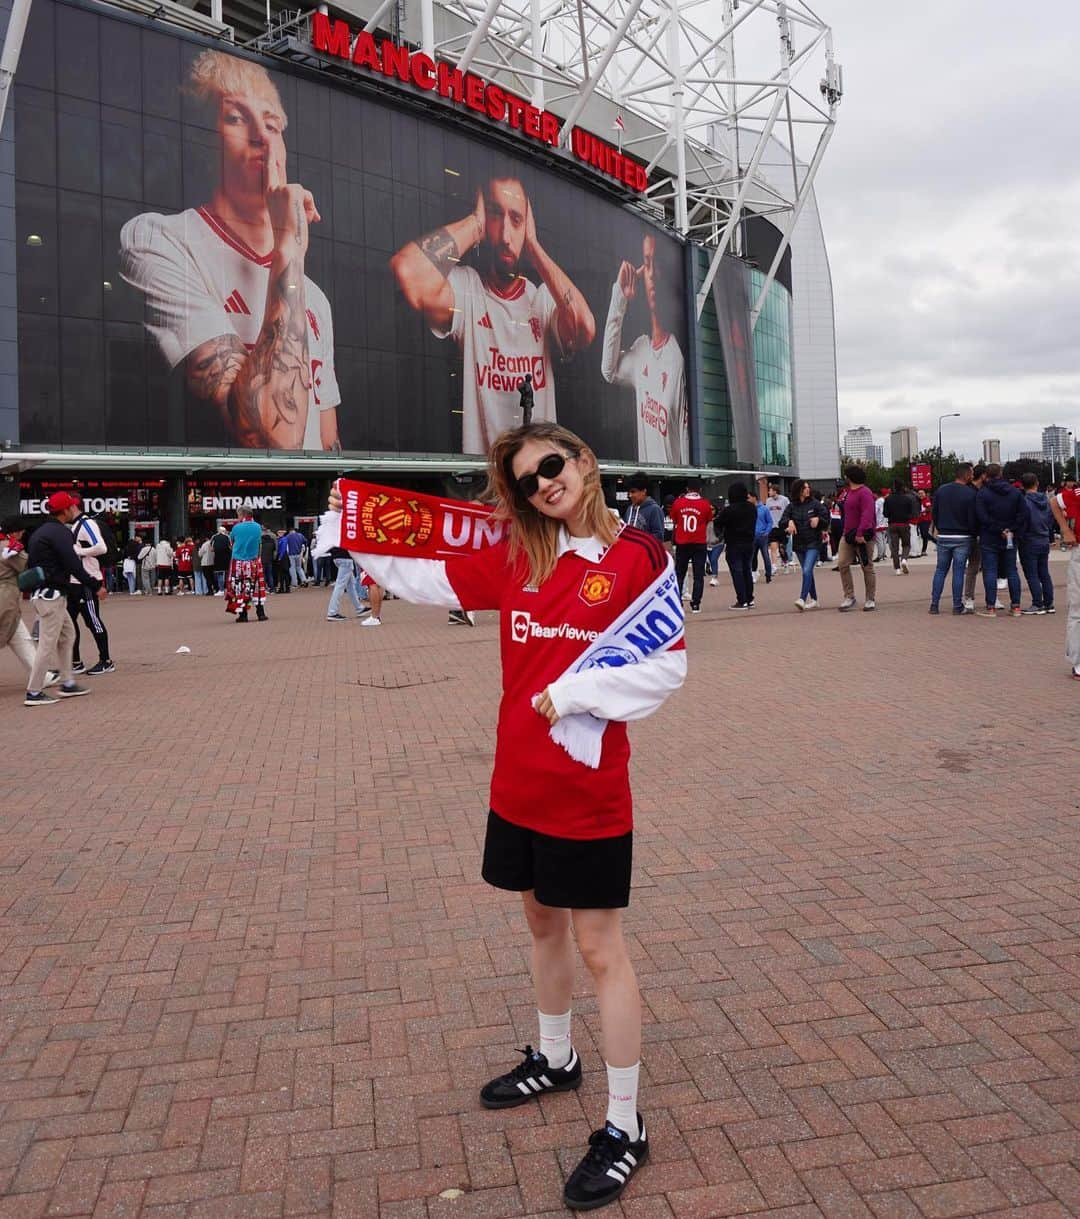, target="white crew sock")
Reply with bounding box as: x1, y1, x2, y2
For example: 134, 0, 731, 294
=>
605, 1061, 640, 1140
538, 1010, 572, 1069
